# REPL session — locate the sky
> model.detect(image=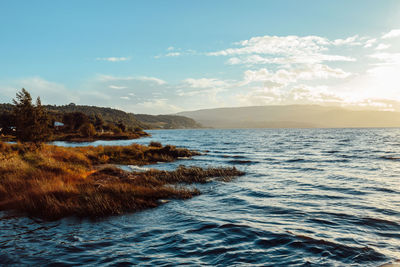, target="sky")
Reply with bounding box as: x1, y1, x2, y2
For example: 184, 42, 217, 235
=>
0, 0, 400, 114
